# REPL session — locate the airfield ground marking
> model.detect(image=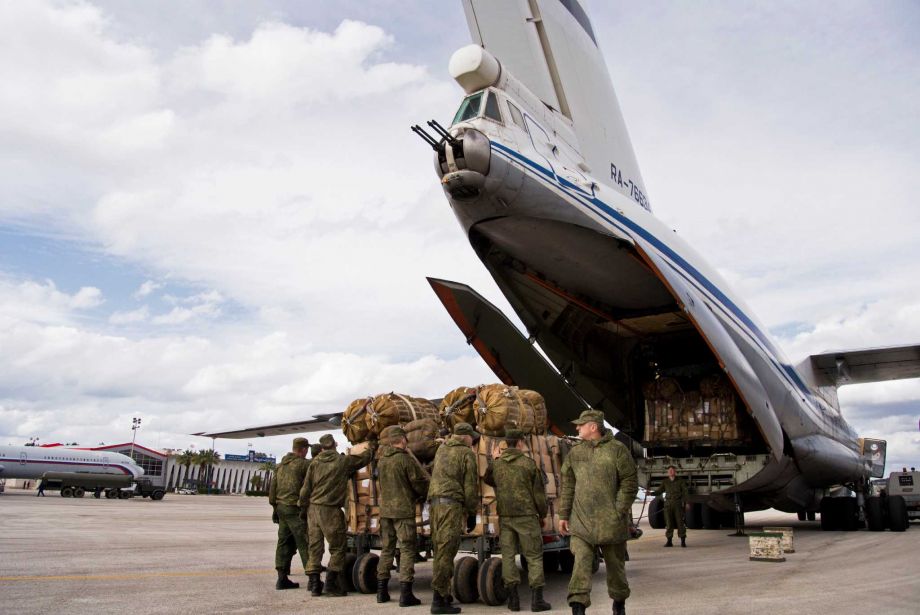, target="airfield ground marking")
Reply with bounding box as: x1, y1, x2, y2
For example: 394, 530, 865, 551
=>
0, 568, 271, 582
